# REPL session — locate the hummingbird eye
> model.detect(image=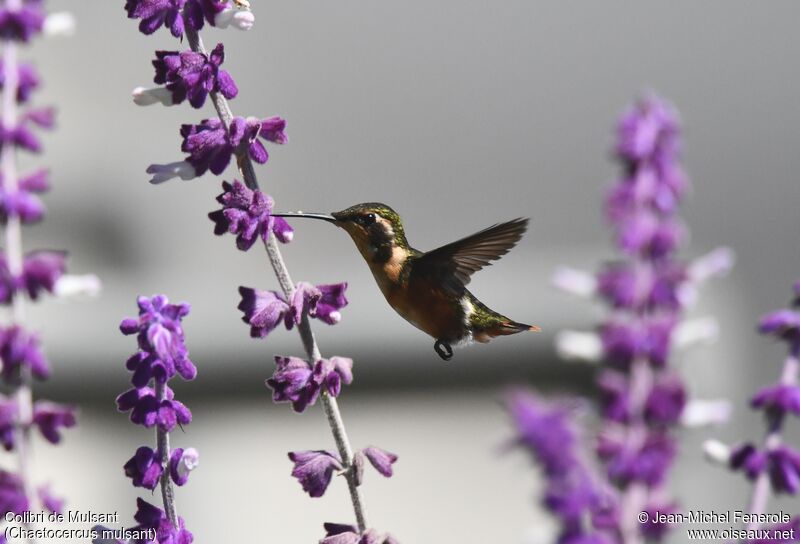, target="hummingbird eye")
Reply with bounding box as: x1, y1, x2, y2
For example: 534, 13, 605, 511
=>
360, 213, 376, 226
